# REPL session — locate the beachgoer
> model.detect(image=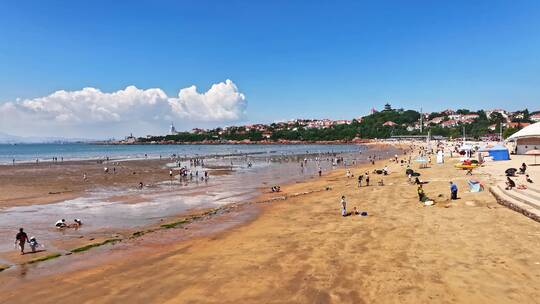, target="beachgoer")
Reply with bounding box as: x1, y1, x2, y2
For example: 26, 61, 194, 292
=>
15, 228, 28, 255
365, 172, 370, 186
74, 219, 82, 227
83, 173, 87, 181
358, 175, 363, 187
346, 170, 351, 178
378, 179, 384, 186
340, 196, 347, 216
417, 184, 425, 202
505, 177, 516, 190
526, 175, 533, 183
28, 236, 39, 252
55, 219, 67, 228
383, 165, 389, 175
450, 182, 458, 200
520, 163, 527, 174
139, 182, 144, 189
